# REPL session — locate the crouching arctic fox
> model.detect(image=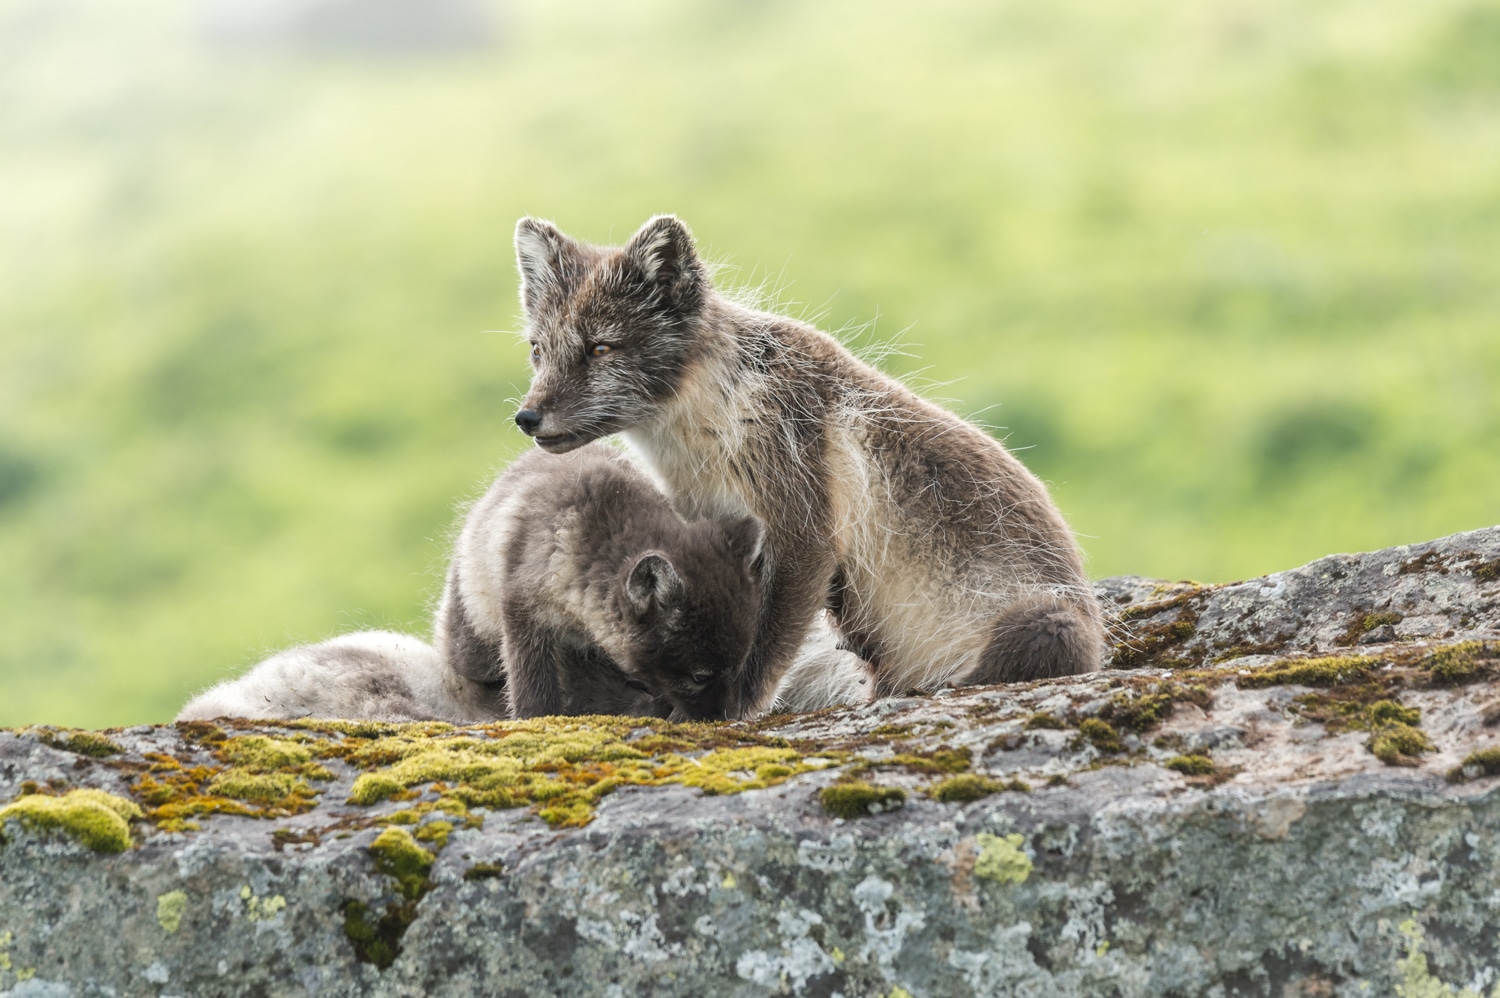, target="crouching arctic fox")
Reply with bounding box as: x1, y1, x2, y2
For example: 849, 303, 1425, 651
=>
180, 443, 838, 723
511, 215, 1105, 717
434, 442, 769, 720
